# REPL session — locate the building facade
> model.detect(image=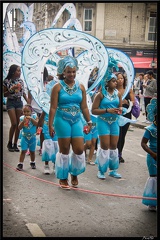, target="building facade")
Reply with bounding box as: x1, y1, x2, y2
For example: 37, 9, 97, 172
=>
10, 2, 157, 75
